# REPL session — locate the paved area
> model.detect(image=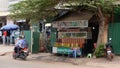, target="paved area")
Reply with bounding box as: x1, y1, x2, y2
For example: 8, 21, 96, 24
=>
0, 44, 14, 56
28, 53, 120, 64
1, 44, 120, 68
2, 52, 120, 68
